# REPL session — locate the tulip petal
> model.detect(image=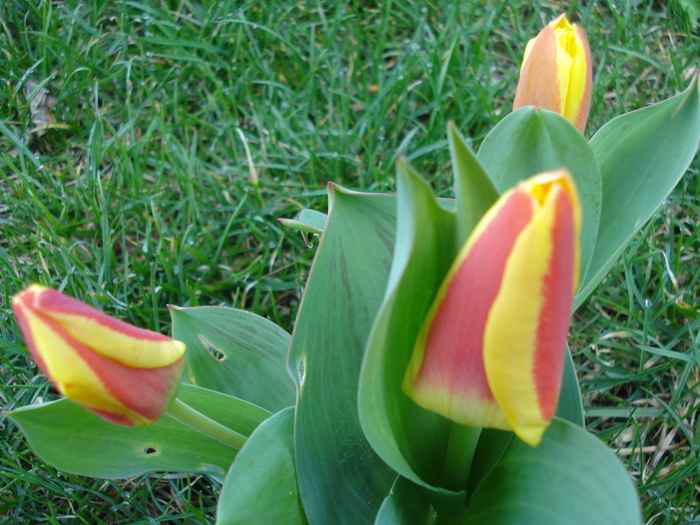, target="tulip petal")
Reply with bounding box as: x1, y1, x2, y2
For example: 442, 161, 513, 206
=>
485, 172, 580, 446
403, 185, 538, 430
513, 26, 562, 115
22, 285, 184, 368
